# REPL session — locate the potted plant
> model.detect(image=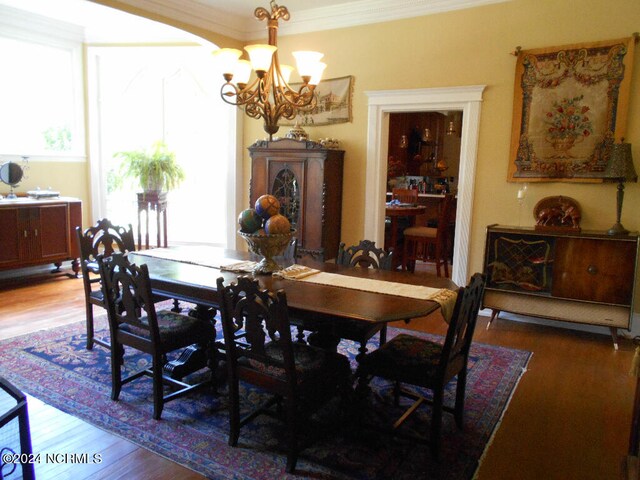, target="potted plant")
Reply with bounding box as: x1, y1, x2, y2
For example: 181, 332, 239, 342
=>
113, 141, 185, 195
